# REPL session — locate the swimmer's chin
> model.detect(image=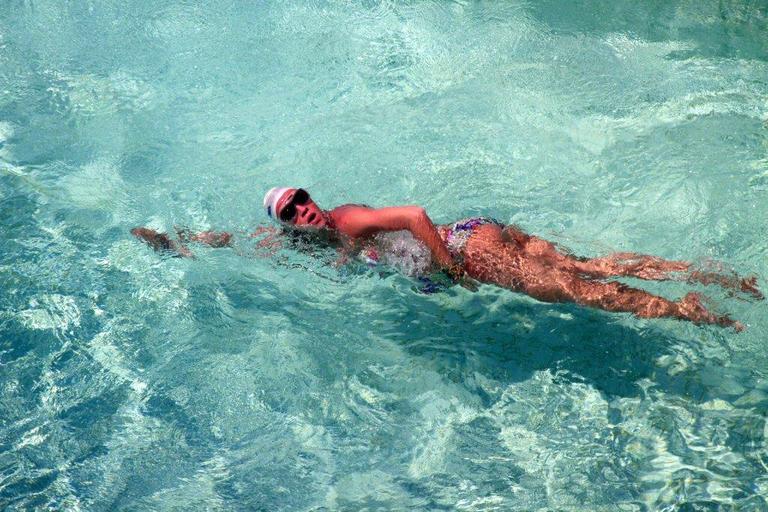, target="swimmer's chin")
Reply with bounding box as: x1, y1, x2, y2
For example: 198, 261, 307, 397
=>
289, 221, 329, 232
292, 216, 329, 230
